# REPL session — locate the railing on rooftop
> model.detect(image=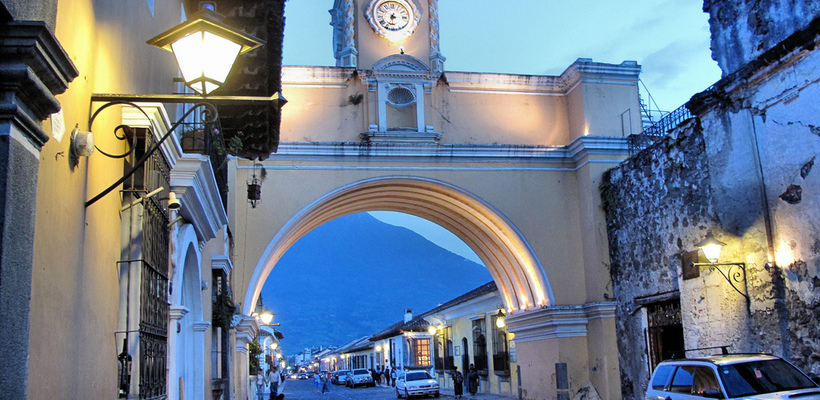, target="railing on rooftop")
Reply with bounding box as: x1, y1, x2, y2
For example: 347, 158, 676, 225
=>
630, 103, 694, 156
